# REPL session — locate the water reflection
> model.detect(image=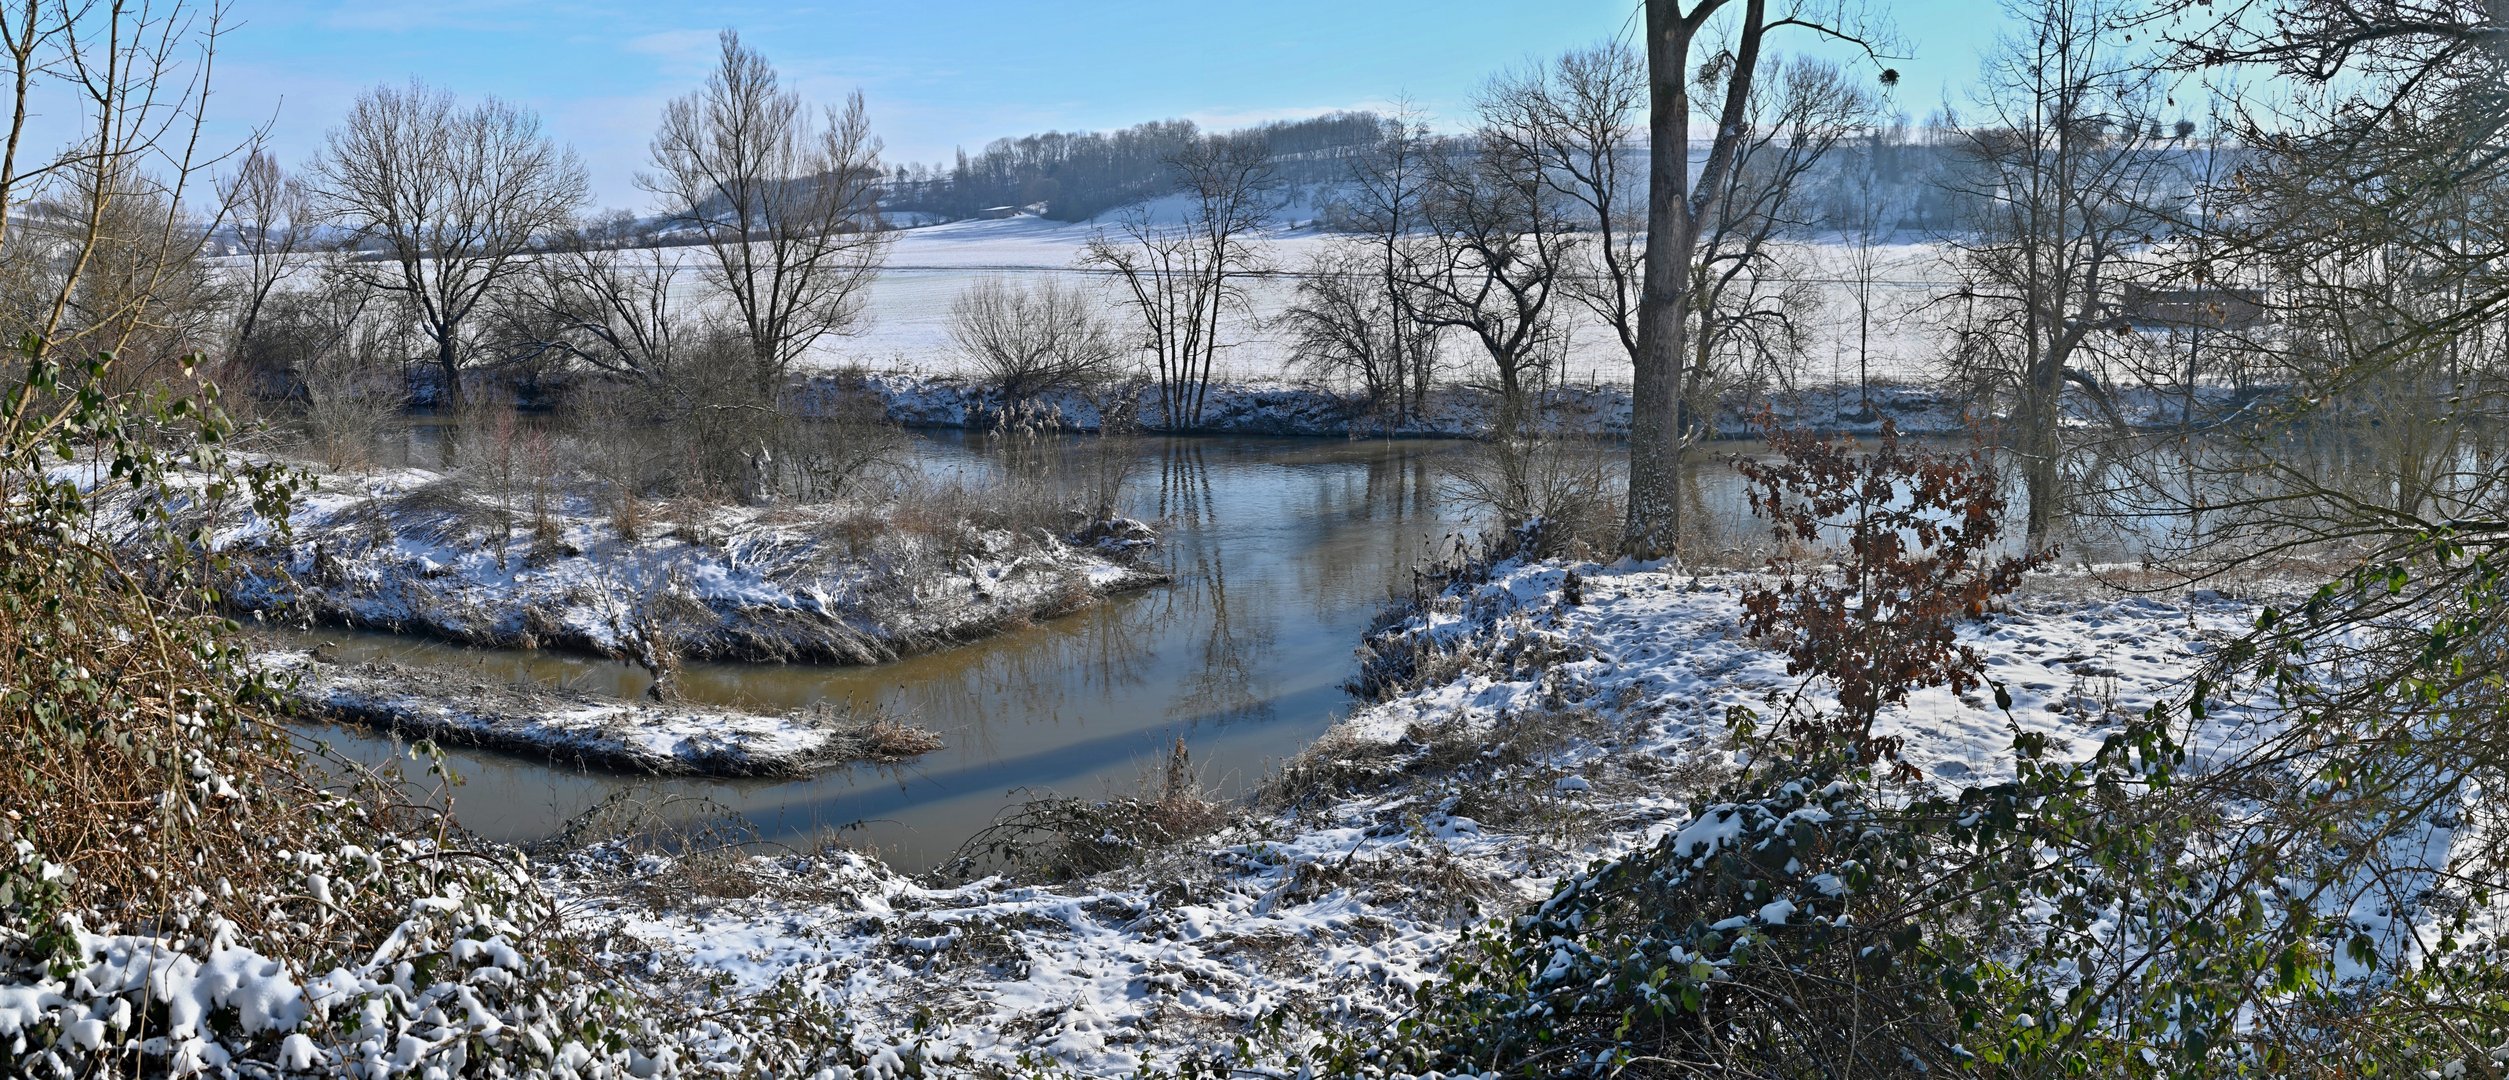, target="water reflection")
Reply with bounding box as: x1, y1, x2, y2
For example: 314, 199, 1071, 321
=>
2071, 418, 2509, 566
269, 432, 1498, 871
267, 423, 2256, 873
